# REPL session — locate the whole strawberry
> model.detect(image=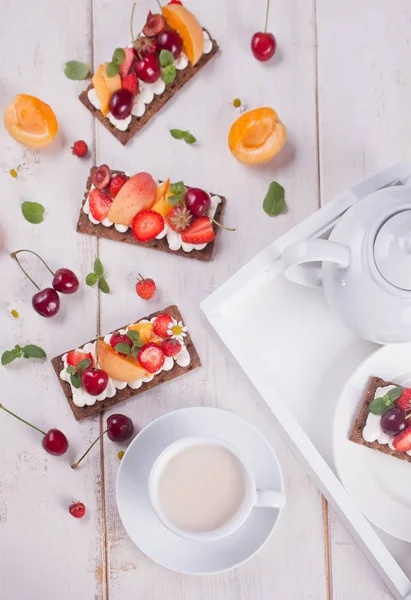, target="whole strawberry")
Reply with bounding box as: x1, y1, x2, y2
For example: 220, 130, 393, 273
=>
69, 501, 86, 519
71, 140, 88, 158
136, 274, 156, 300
